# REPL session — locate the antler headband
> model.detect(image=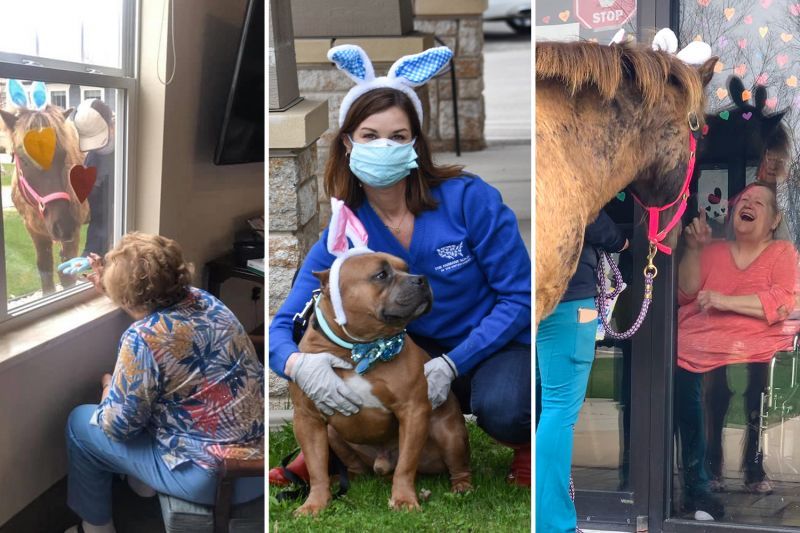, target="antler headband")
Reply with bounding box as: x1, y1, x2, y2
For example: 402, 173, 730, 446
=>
327, 44, 453, 127
327, 197, 373, 326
